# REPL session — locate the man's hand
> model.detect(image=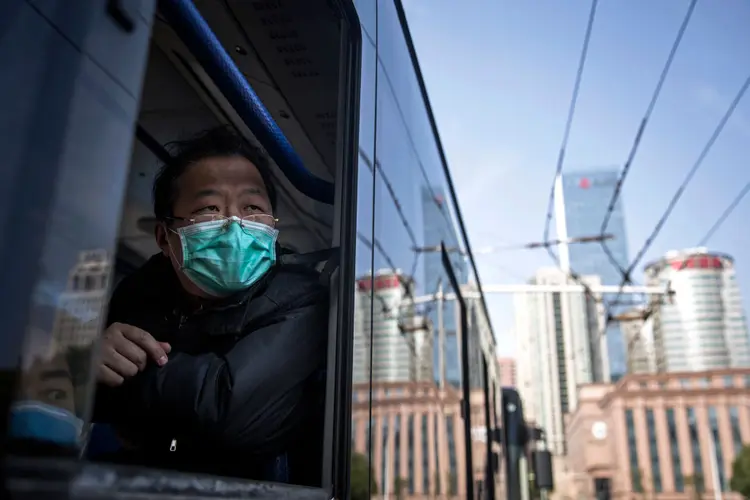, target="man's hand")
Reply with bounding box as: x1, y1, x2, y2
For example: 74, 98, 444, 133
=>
97, 323, 171, 387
